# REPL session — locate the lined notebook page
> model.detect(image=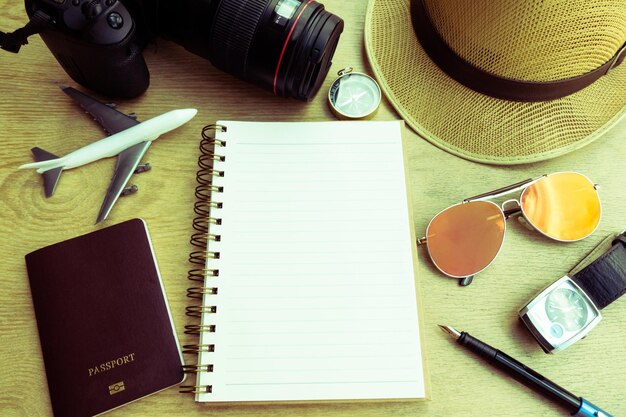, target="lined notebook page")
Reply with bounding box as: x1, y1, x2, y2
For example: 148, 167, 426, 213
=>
196, 120, 425, 402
